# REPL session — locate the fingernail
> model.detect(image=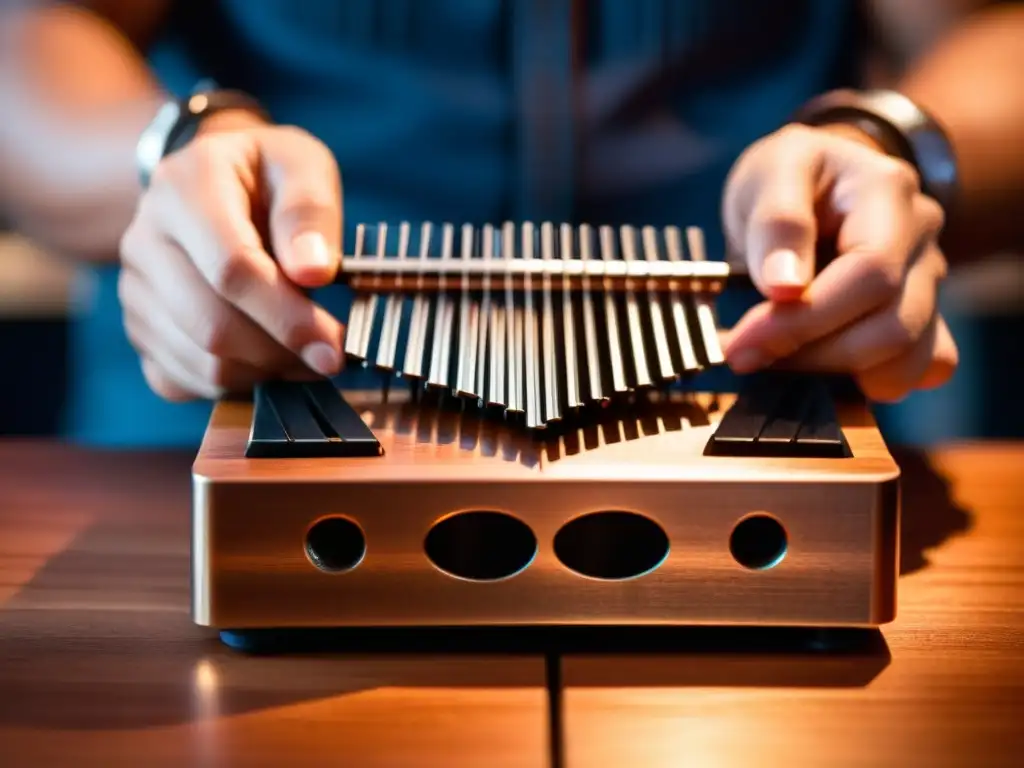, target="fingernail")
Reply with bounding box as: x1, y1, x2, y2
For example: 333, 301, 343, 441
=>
292, 232, 334, 270
762, 249, 805, 287
301, 341, 339, 376
729, 347, 771, 373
